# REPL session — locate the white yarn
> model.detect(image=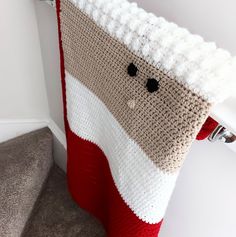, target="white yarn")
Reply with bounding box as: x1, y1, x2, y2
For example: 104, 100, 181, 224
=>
102, 2, 113, 14
137, 23, 149, 36
110, 8, 122, 19
71, 0, 77, 5
76, 0, 85, 9
92, 9, 99, 21
107, 20, 117, 34
142, 43, 150, 57
128, 19, 141, 31
129, 2, 139, 14
69, 0, 236, 103
116, 25, 126, 39
123, 32, 133, 45
66, 72, 179, 224
131, 38, 141, 51
85, 2, 93, 15
152, 49, 164, 64
119, 13, 130, 24
99, 14, 108, 27
94, 0, 105, 8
